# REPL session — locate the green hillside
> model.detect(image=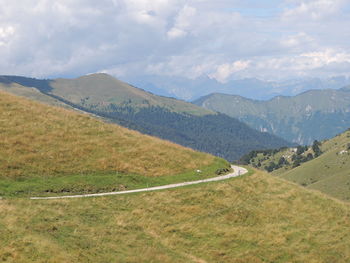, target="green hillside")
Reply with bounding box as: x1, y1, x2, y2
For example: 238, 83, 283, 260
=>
0, 74, 292, 161
281, 129, 350, 201
0, 91, 229, 197
50, 73, 214, 116
193, 89, 350, 144
0, 74, 212, 116
1, 170, 350, 262
241, 129, 350, 201
1, 89, 350, 262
